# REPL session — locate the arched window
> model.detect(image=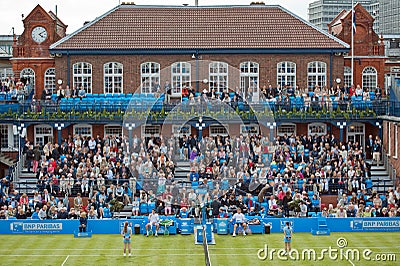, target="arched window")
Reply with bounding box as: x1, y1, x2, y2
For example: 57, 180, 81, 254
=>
277, 61, 296, 88
141, 62, 160, 94
307, 61, 327, 89
73, 62, 92, 93
209, 62, 228, 92
44, 68, 56, 94
344, 66, 352, 87
171, 62, 191, 95
362, 66, 377, 91
240, 61, 259, 92
104, 62, 123, 94
20, 68, 35, 90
